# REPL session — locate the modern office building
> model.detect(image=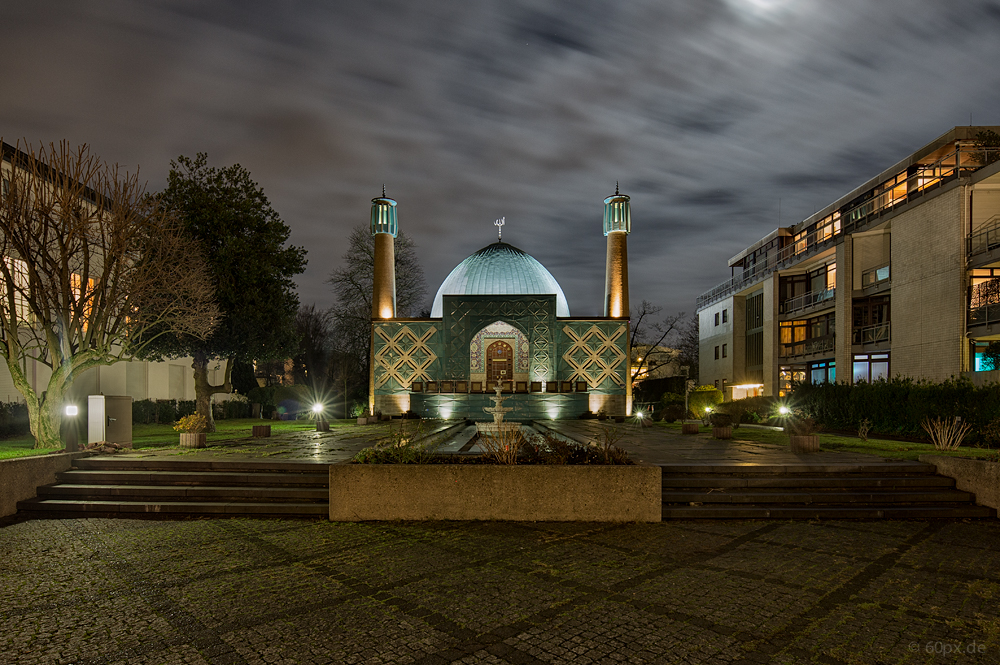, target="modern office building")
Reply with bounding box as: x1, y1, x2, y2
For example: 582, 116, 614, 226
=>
697, 126, 1000, 399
